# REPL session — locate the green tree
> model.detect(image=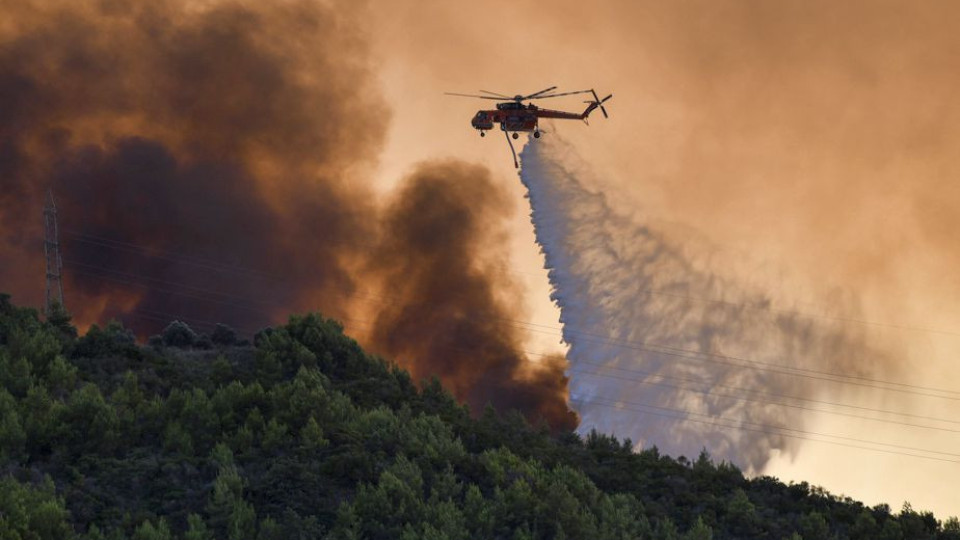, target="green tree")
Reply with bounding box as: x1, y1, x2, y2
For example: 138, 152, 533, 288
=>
942, 517, 960, 540
596, 493, 651, 540
352, 456, 426, 539
73, 321, 136, 359
725, 488, 759, 536
327, 503, 363, 540
0, 476, 73, 540
0, 353, 33, 397
22, 384, 58, 456
180, 388, 219, 452
132, 519, 172, 540
162, 321, 198, 348
211, 324, 238, 347
45, 355, 77, 398
162, 420, 194, 455
45, 301, 77, 340
850, 509, 878, 540
799, 511, 830, 540
184, 513, 211, 540
0, 388, 26, 461
261, 418, 289, 453
299, 416, 329, 451
57, 383, 118, 456
653, 518, 680, 540
878, 518, 903, 540
463, 484, 493, 538
212, 355, 234, 386
256, 517, 282, 540
207, 463, 257, 540
7, 321, 62, 379
684, 516, 713, 540
898, 502, 935, 540
83, 523, 106, 540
